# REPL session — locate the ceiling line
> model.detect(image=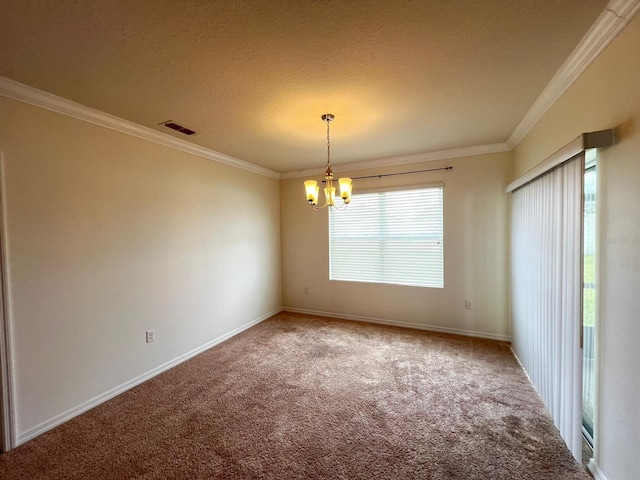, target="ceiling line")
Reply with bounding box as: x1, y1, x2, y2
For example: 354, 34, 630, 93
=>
280, 143, 509, 180
0, 76, 280, 180
284, 1, 640, 178
506, 0, 640, 149
1, 1, 636, 180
